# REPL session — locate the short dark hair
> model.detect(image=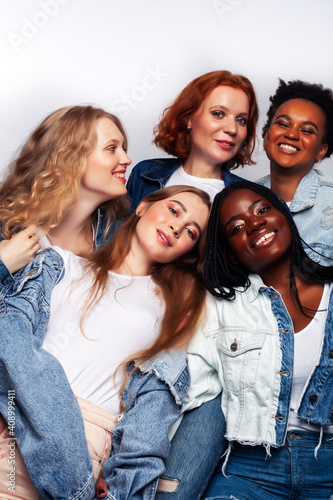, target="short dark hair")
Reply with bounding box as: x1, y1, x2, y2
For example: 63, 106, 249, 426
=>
262, 79, 333, 157
204, 180, 333, 311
